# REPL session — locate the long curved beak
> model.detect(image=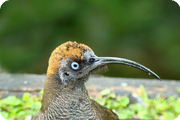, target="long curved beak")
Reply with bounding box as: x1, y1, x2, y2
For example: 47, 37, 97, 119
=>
92, 57, 160, 80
